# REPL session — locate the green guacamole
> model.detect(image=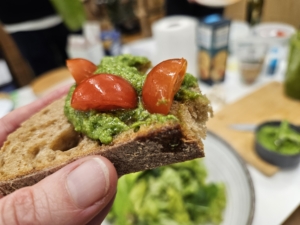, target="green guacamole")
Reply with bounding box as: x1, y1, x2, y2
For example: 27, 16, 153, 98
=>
107, 159, 226, 225
257, 120, 300, 155
64, 54, 201, 144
